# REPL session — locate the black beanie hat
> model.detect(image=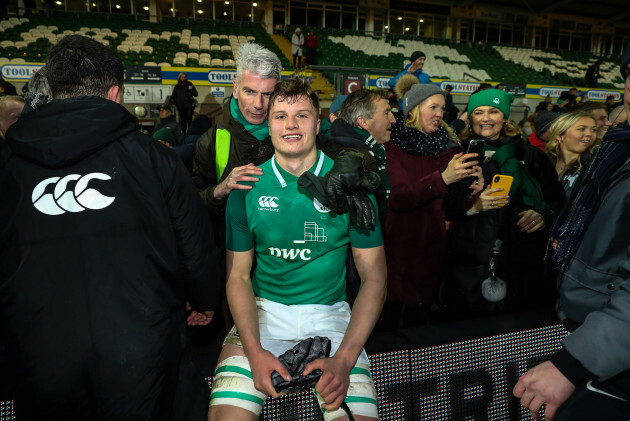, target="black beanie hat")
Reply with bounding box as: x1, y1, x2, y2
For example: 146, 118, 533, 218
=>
534, 111, 560, 135
410, 51, 426, 62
